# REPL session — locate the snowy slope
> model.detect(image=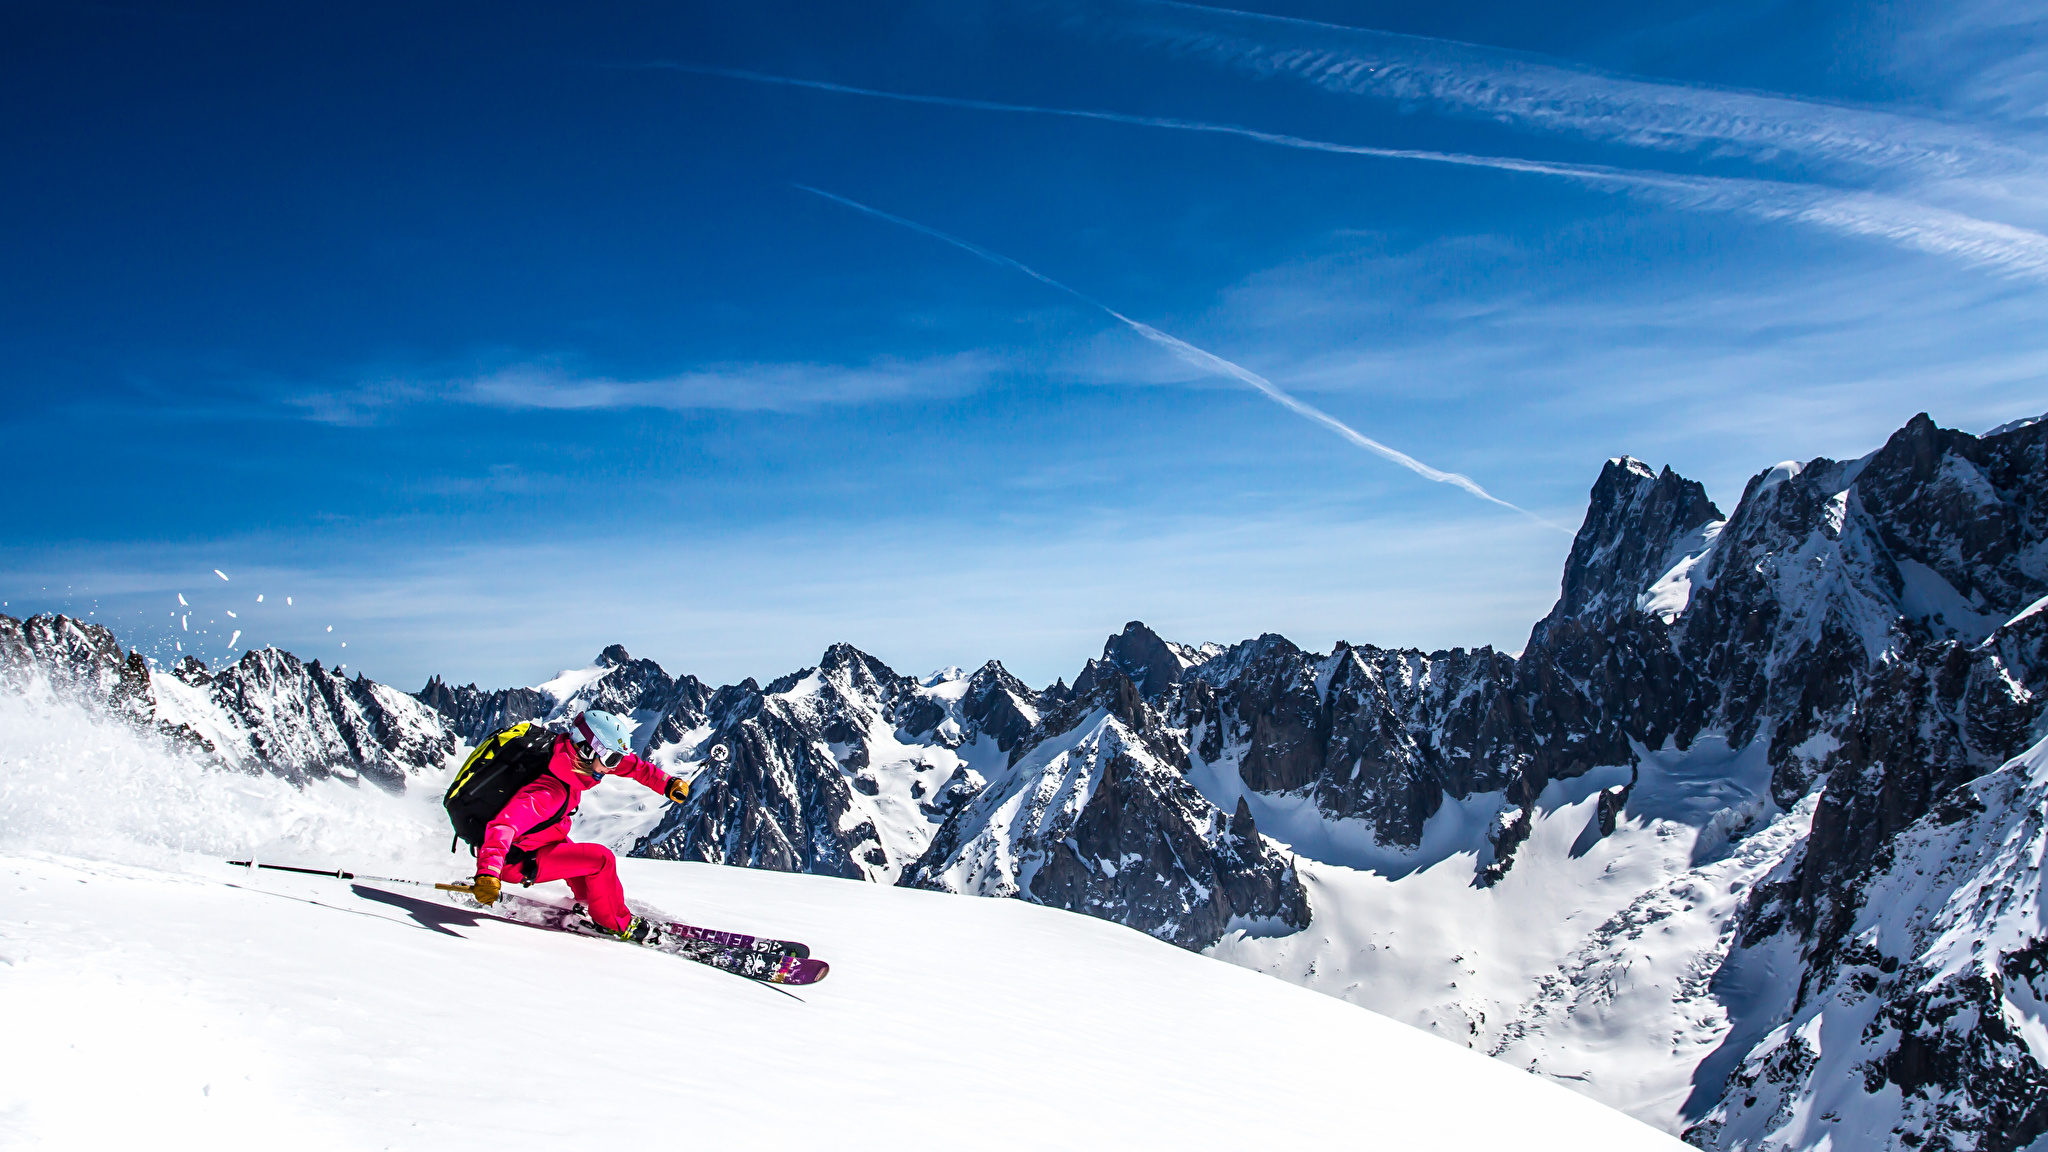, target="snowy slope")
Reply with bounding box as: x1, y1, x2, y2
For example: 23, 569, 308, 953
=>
1689, 733, 2048, 1151
0, 855, 1688, 1152
1206, 735, 1808, 1131
0, 694, 1682, 1152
